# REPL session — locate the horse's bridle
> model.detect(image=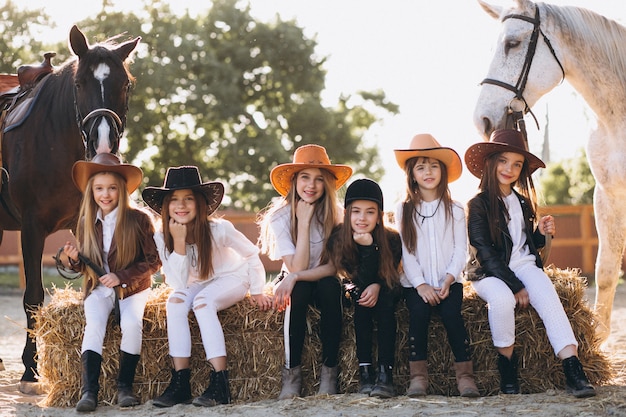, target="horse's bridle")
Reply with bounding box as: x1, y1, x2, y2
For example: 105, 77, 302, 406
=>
481, 4, 565, 137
